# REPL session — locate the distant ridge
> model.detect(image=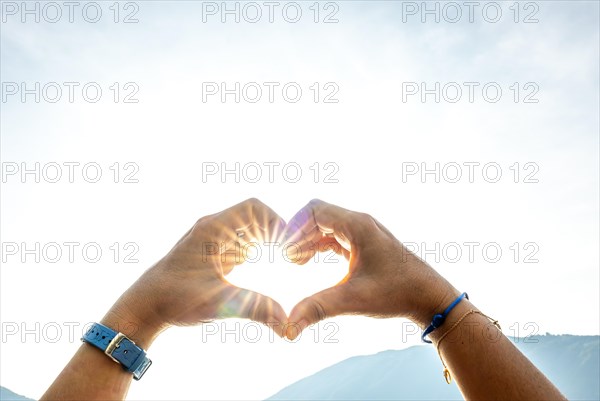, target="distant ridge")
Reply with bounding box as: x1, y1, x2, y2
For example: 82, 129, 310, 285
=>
2, 335, 598, 401
0, 386, 34, 401
268, 335, 600, 401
